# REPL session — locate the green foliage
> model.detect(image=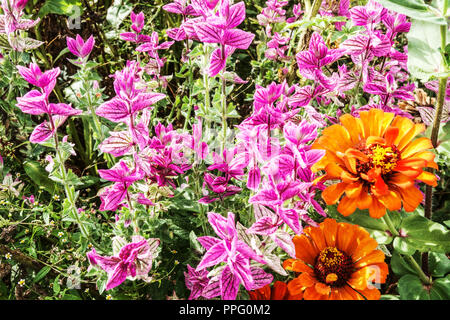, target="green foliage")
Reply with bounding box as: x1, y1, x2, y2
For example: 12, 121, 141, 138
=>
377, 0, 448, 25
398, 274, 450, 300
23, 160, 56, 193
38, 0, 83, 17
397, 215, 450, 254
407, 19, 449, 81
